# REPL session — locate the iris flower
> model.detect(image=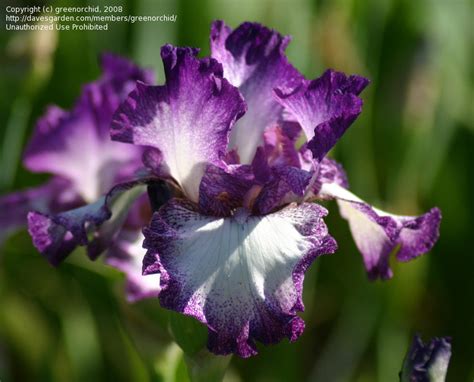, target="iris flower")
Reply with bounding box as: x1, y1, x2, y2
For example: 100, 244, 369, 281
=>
1, 21, 441, 357
0, 53, 161, 301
